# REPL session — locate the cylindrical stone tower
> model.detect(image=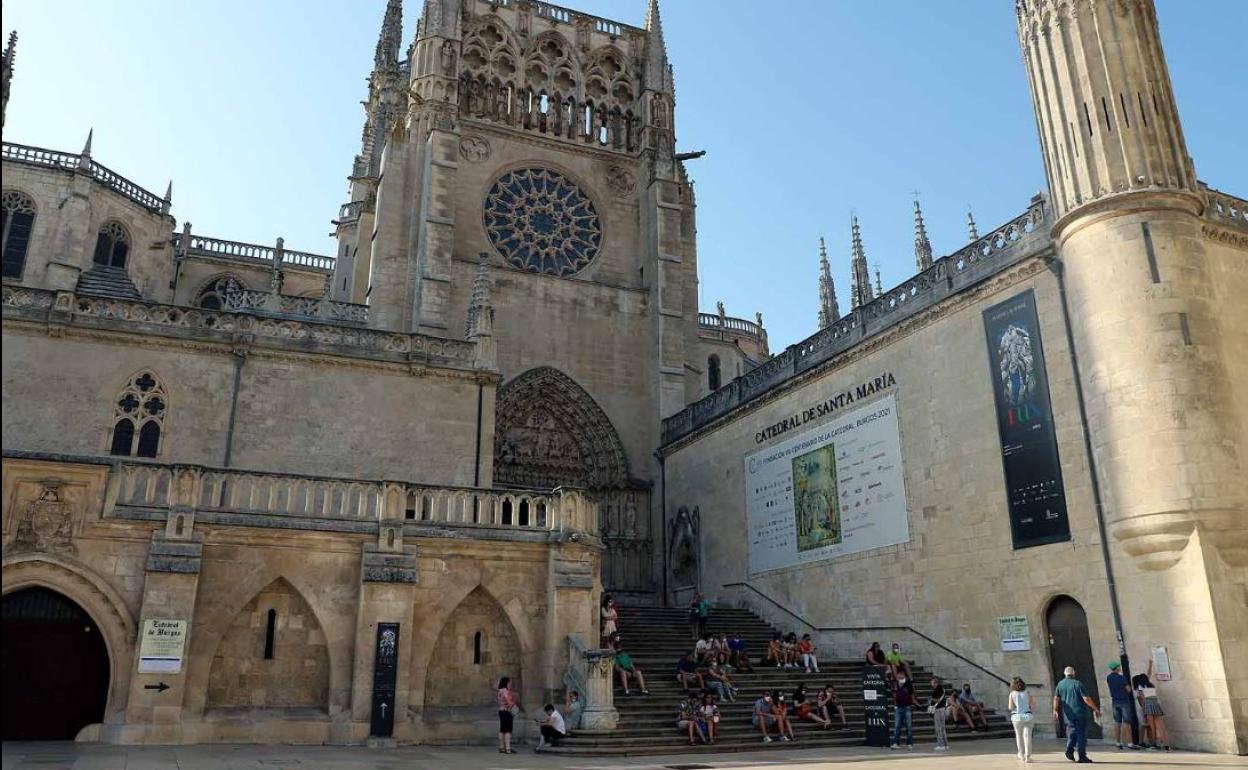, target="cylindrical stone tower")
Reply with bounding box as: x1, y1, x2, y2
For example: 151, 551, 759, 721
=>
1018, 0, 1247, 752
